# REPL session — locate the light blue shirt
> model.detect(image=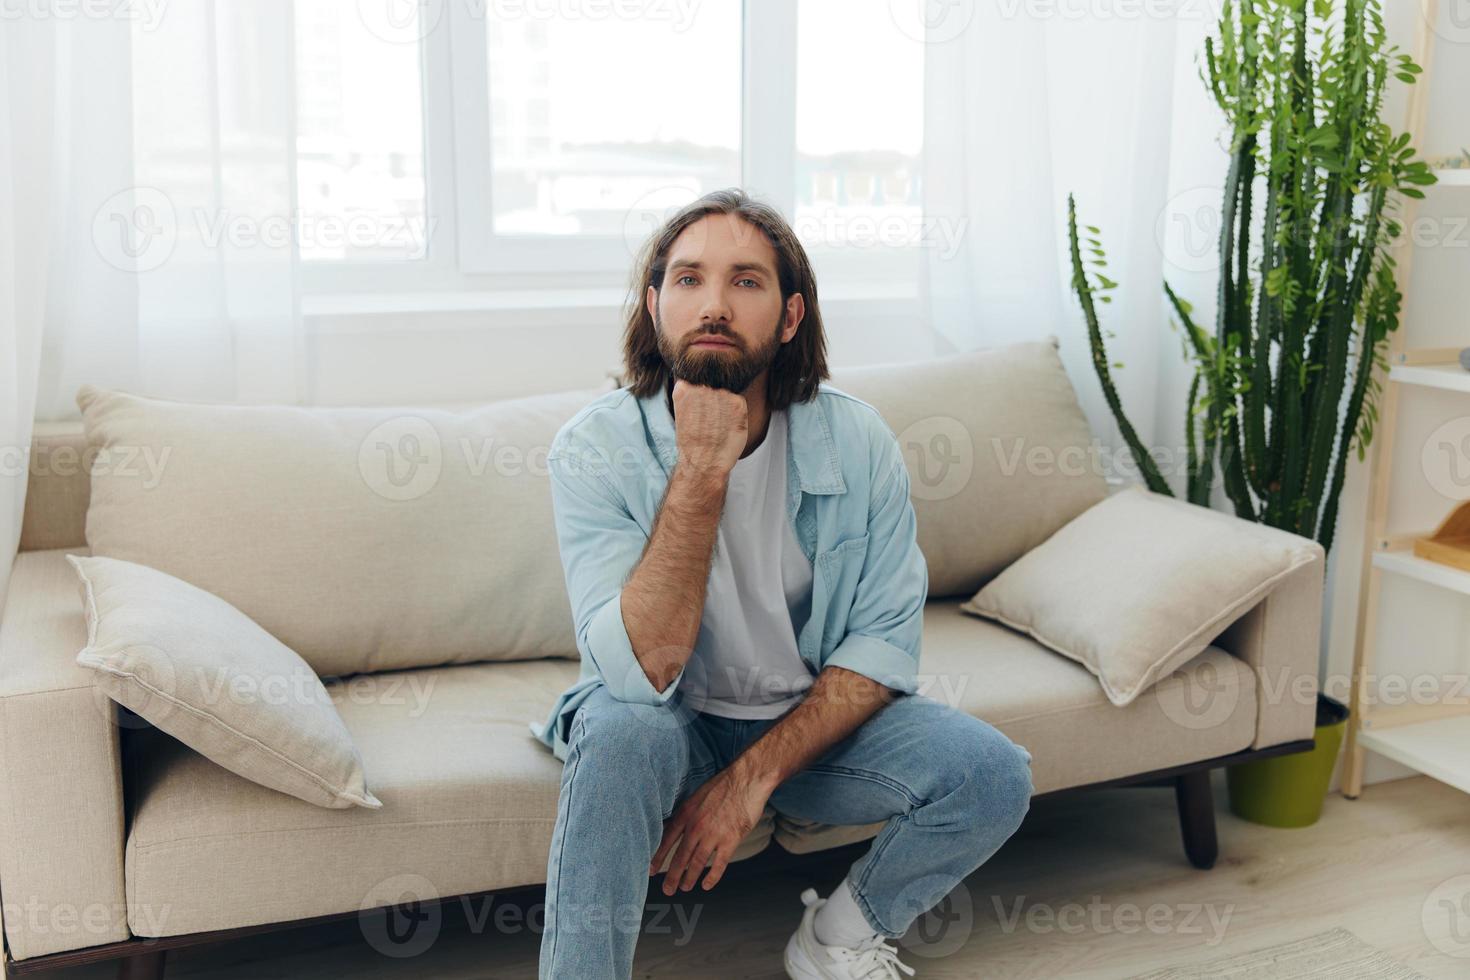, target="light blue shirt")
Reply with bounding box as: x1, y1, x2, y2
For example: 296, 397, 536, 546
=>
528, 379, 929, 763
